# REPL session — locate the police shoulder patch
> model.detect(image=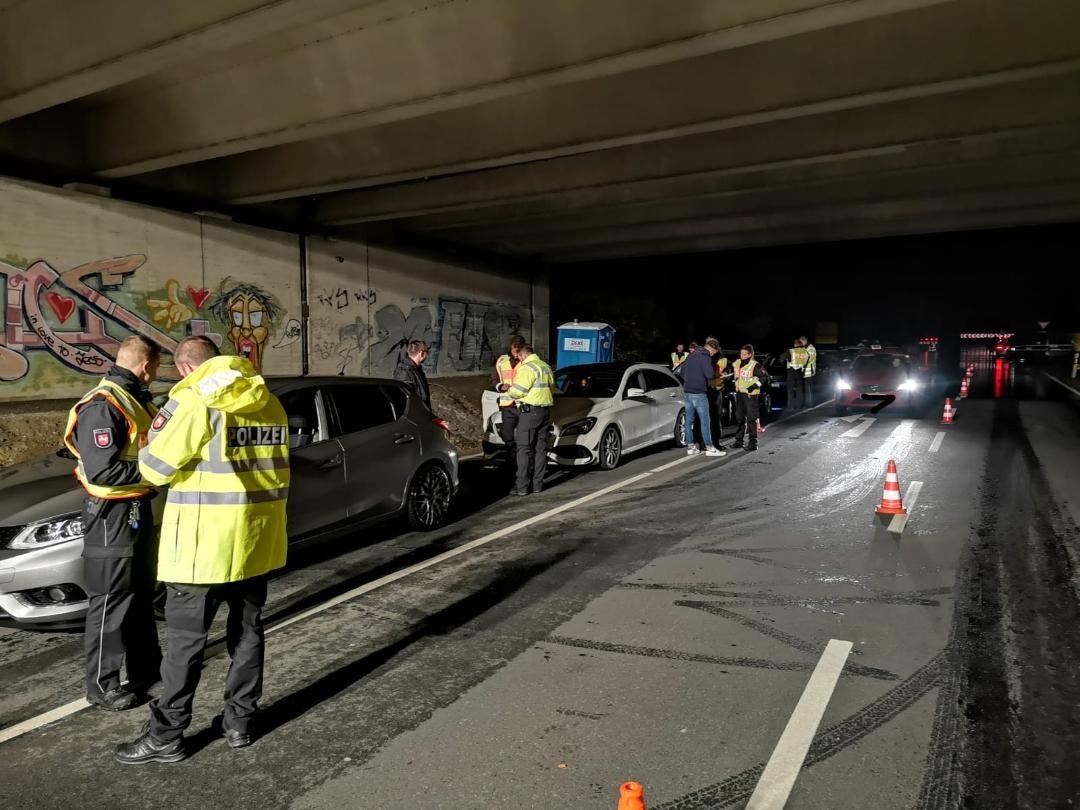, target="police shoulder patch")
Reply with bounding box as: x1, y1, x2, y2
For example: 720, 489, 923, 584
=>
151, 409, 172, 431
93, 428, 113, 448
